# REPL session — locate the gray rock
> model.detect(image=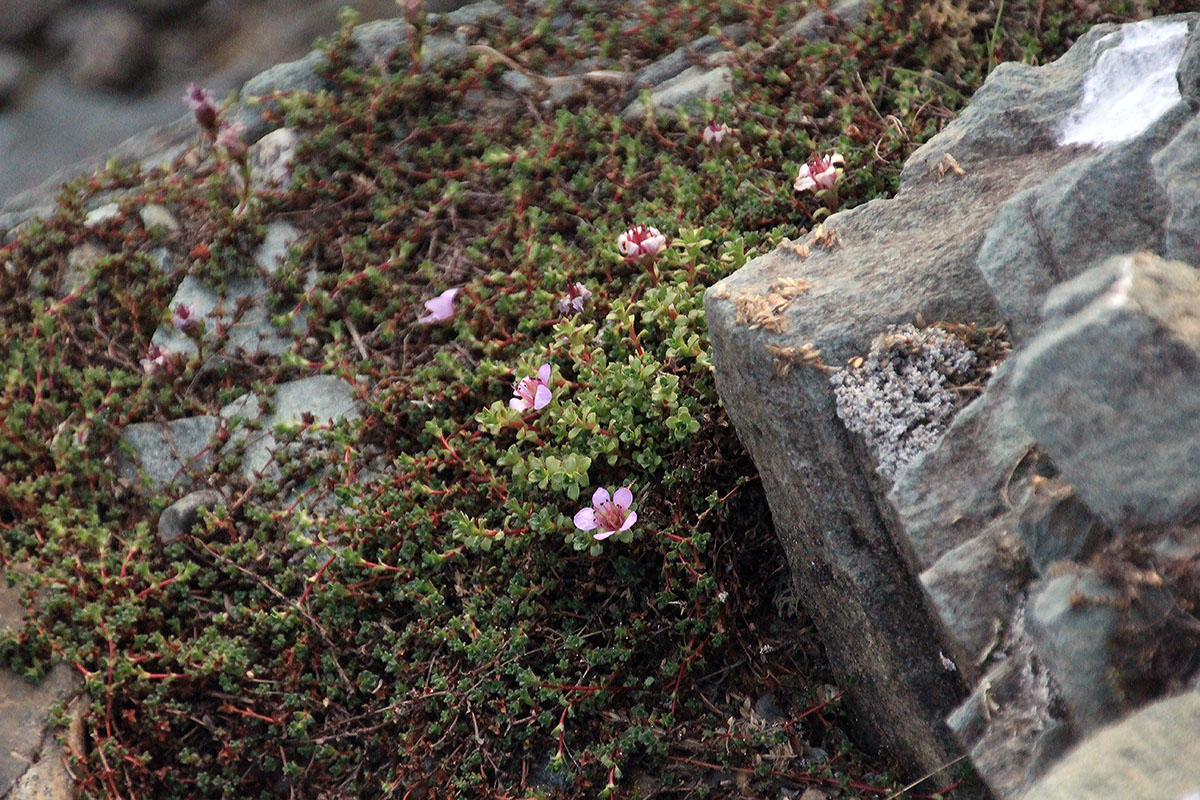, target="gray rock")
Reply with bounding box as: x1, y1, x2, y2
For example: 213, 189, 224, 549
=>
442, 0, 509, 27
1152, 112, 1200, 262
1016, 478, 1111, 576
891, 361, 1036, 570
229, 50, 328, 141
152, 220, 305, 359
62, 242, 106, 297
783, 0, 870, 42
139, 203, 180, 233
57, 7, 154, 92
704, 143, 1073, 782
1010, 253, 1200, 531
630, 27, 748, 94
0, 660, 81, 798
921, 521, 1029, 667
500, 70, 539, 96
347, 18, 412, 69
976, 102, 1189, 339
901, 19, 1184, 188
0, 47, 28, 108
0, 583, 83, 799
623, 64, 733, 121
1027, 569, 1122, 733
117, 416, 219, 491
420, 35, 469, 69
0, 0, 70, 43
947, 644, 1070, 799
1179, 22, 1200, 108
158, 489, 227, 544
84, 202, 121, 228
221, 375, 361, 480
1023, 692, 1200, 800
249, 128, 300, 190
